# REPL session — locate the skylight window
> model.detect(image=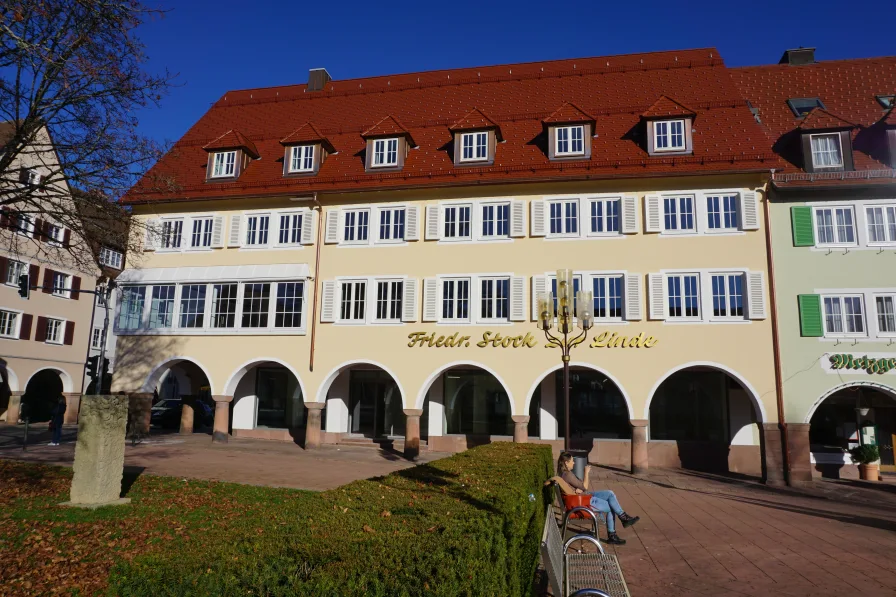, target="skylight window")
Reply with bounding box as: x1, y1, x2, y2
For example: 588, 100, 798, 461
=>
876, 95, 896, 109
786, 97, 825, 118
